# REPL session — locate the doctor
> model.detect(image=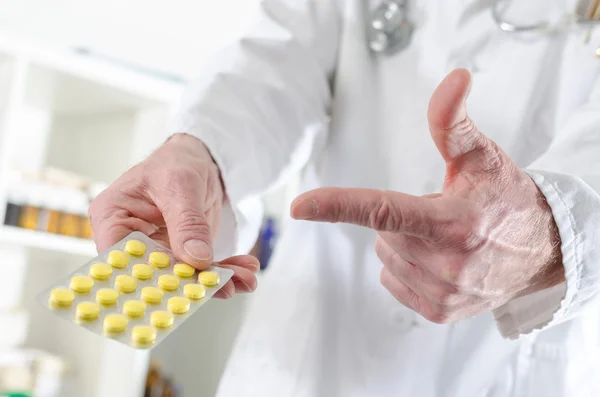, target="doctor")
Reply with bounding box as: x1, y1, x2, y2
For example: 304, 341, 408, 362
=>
89, 0, 600, 396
